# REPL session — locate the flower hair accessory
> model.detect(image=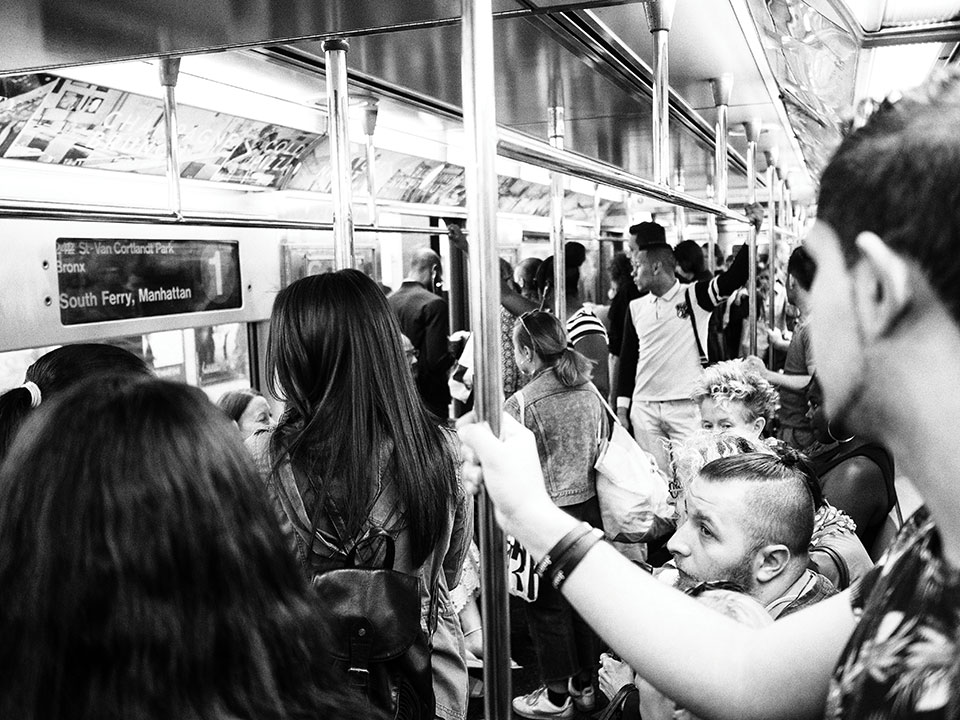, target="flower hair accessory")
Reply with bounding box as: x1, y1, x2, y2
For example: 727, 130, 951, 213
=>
21, 381, 42, 408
